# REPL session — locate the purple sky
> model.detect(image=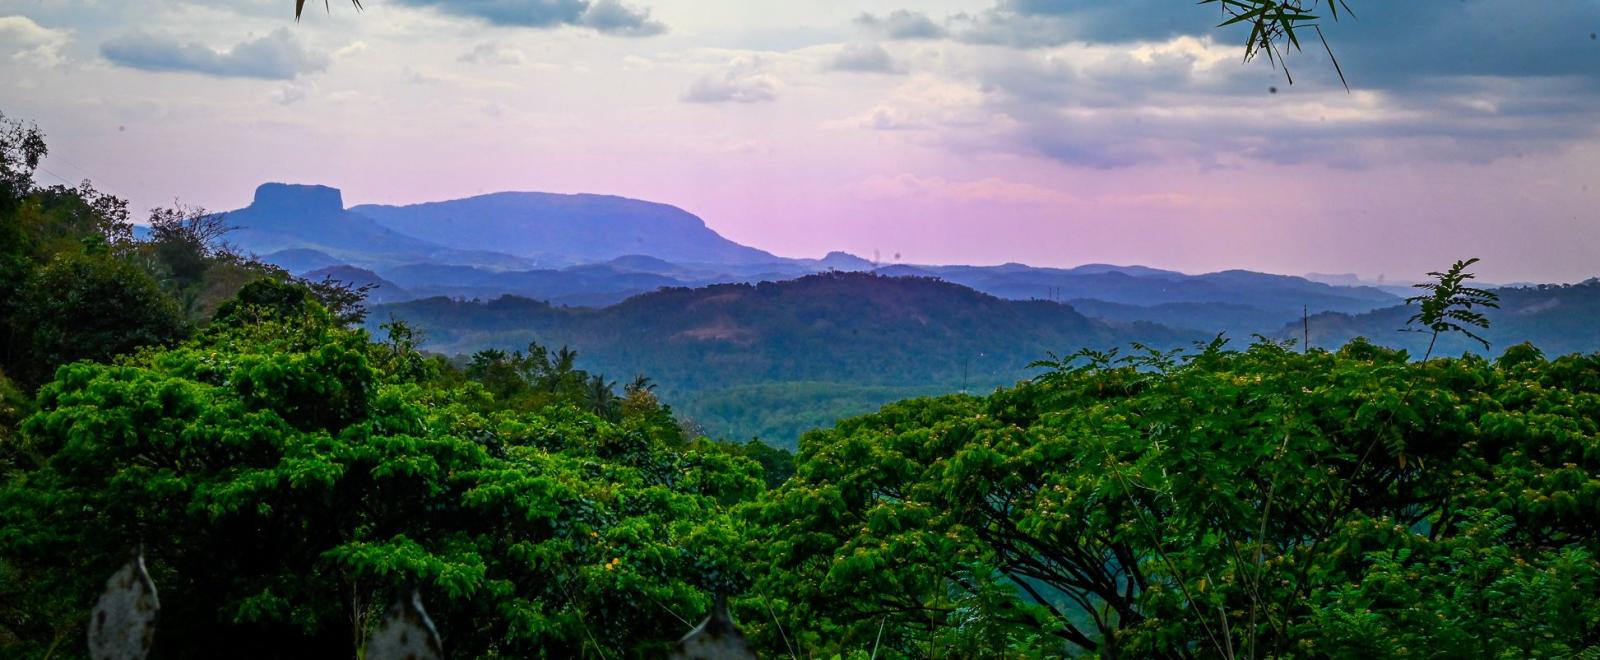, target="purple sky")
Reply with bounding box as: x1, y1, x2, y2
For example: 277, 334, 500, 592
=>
2, 1, 1598, 282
